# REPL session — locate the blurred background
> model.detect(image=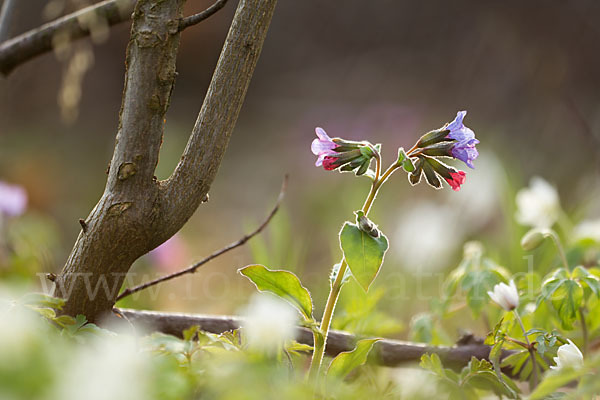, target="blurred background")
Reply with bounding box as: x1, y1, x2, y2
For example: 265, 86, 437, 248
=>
1, 0, 599, 341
